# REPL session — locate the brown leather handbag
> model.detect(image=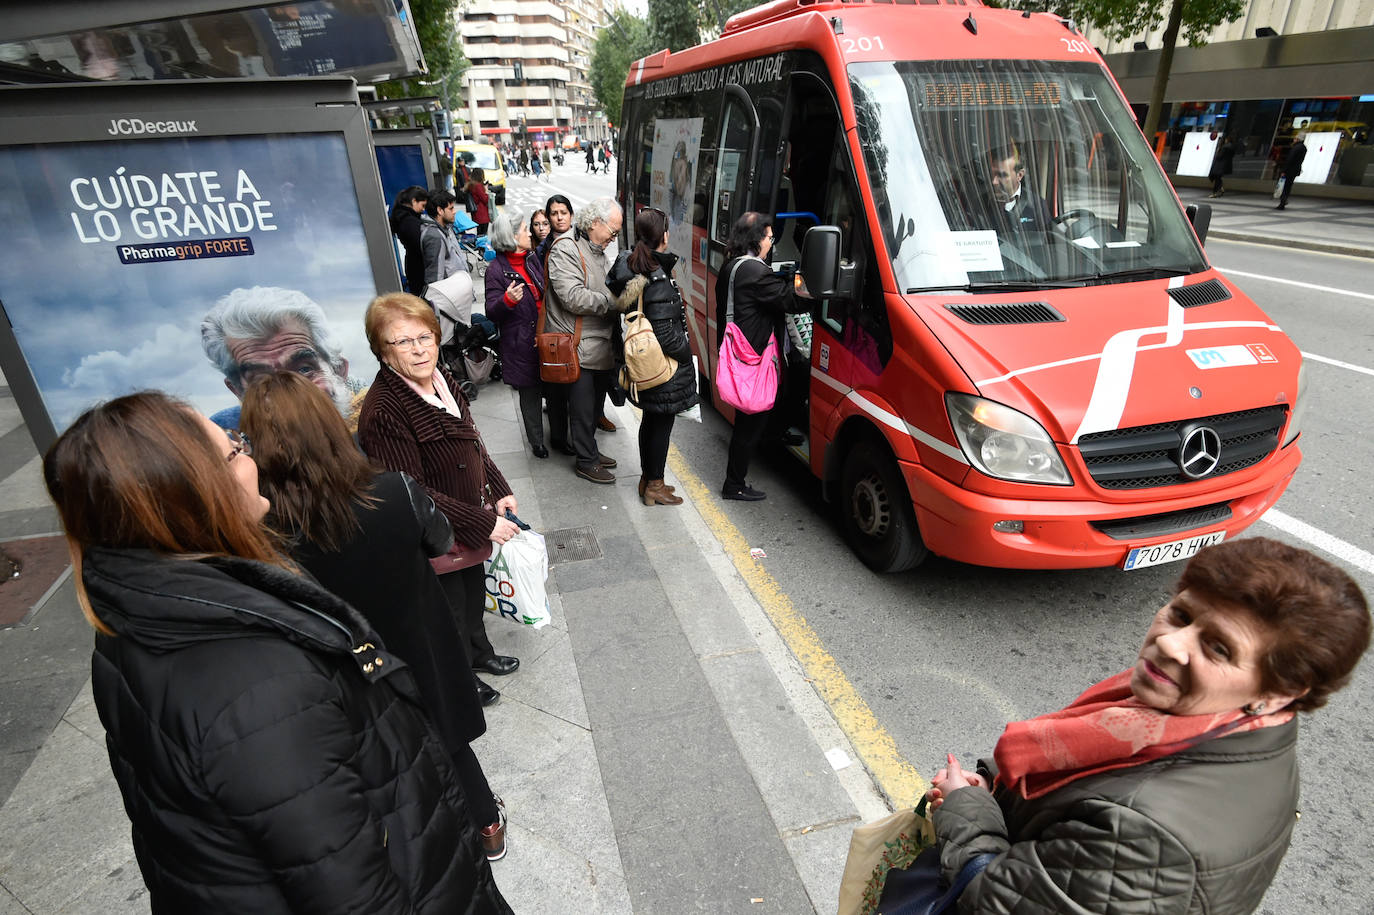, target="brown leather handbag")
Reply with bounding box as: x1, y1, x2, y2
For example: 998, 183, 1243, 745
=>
537, 237, 587, 384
